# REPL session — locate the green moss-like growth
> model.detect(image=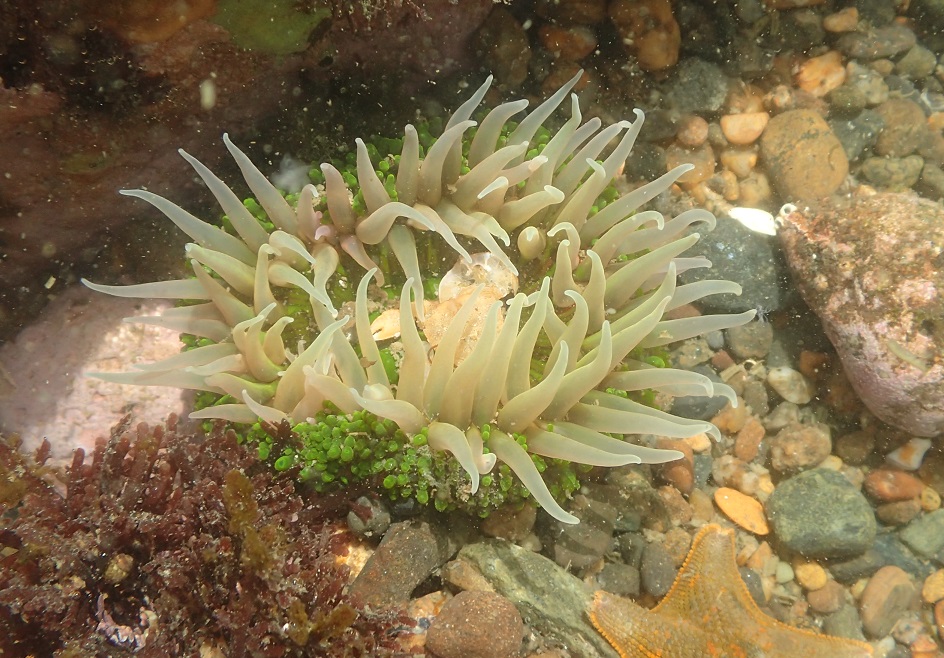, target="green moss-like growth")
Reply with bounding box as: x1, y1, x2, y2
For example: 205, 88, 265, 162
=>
213, 0, 331, 55
237, 409, 585, 519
